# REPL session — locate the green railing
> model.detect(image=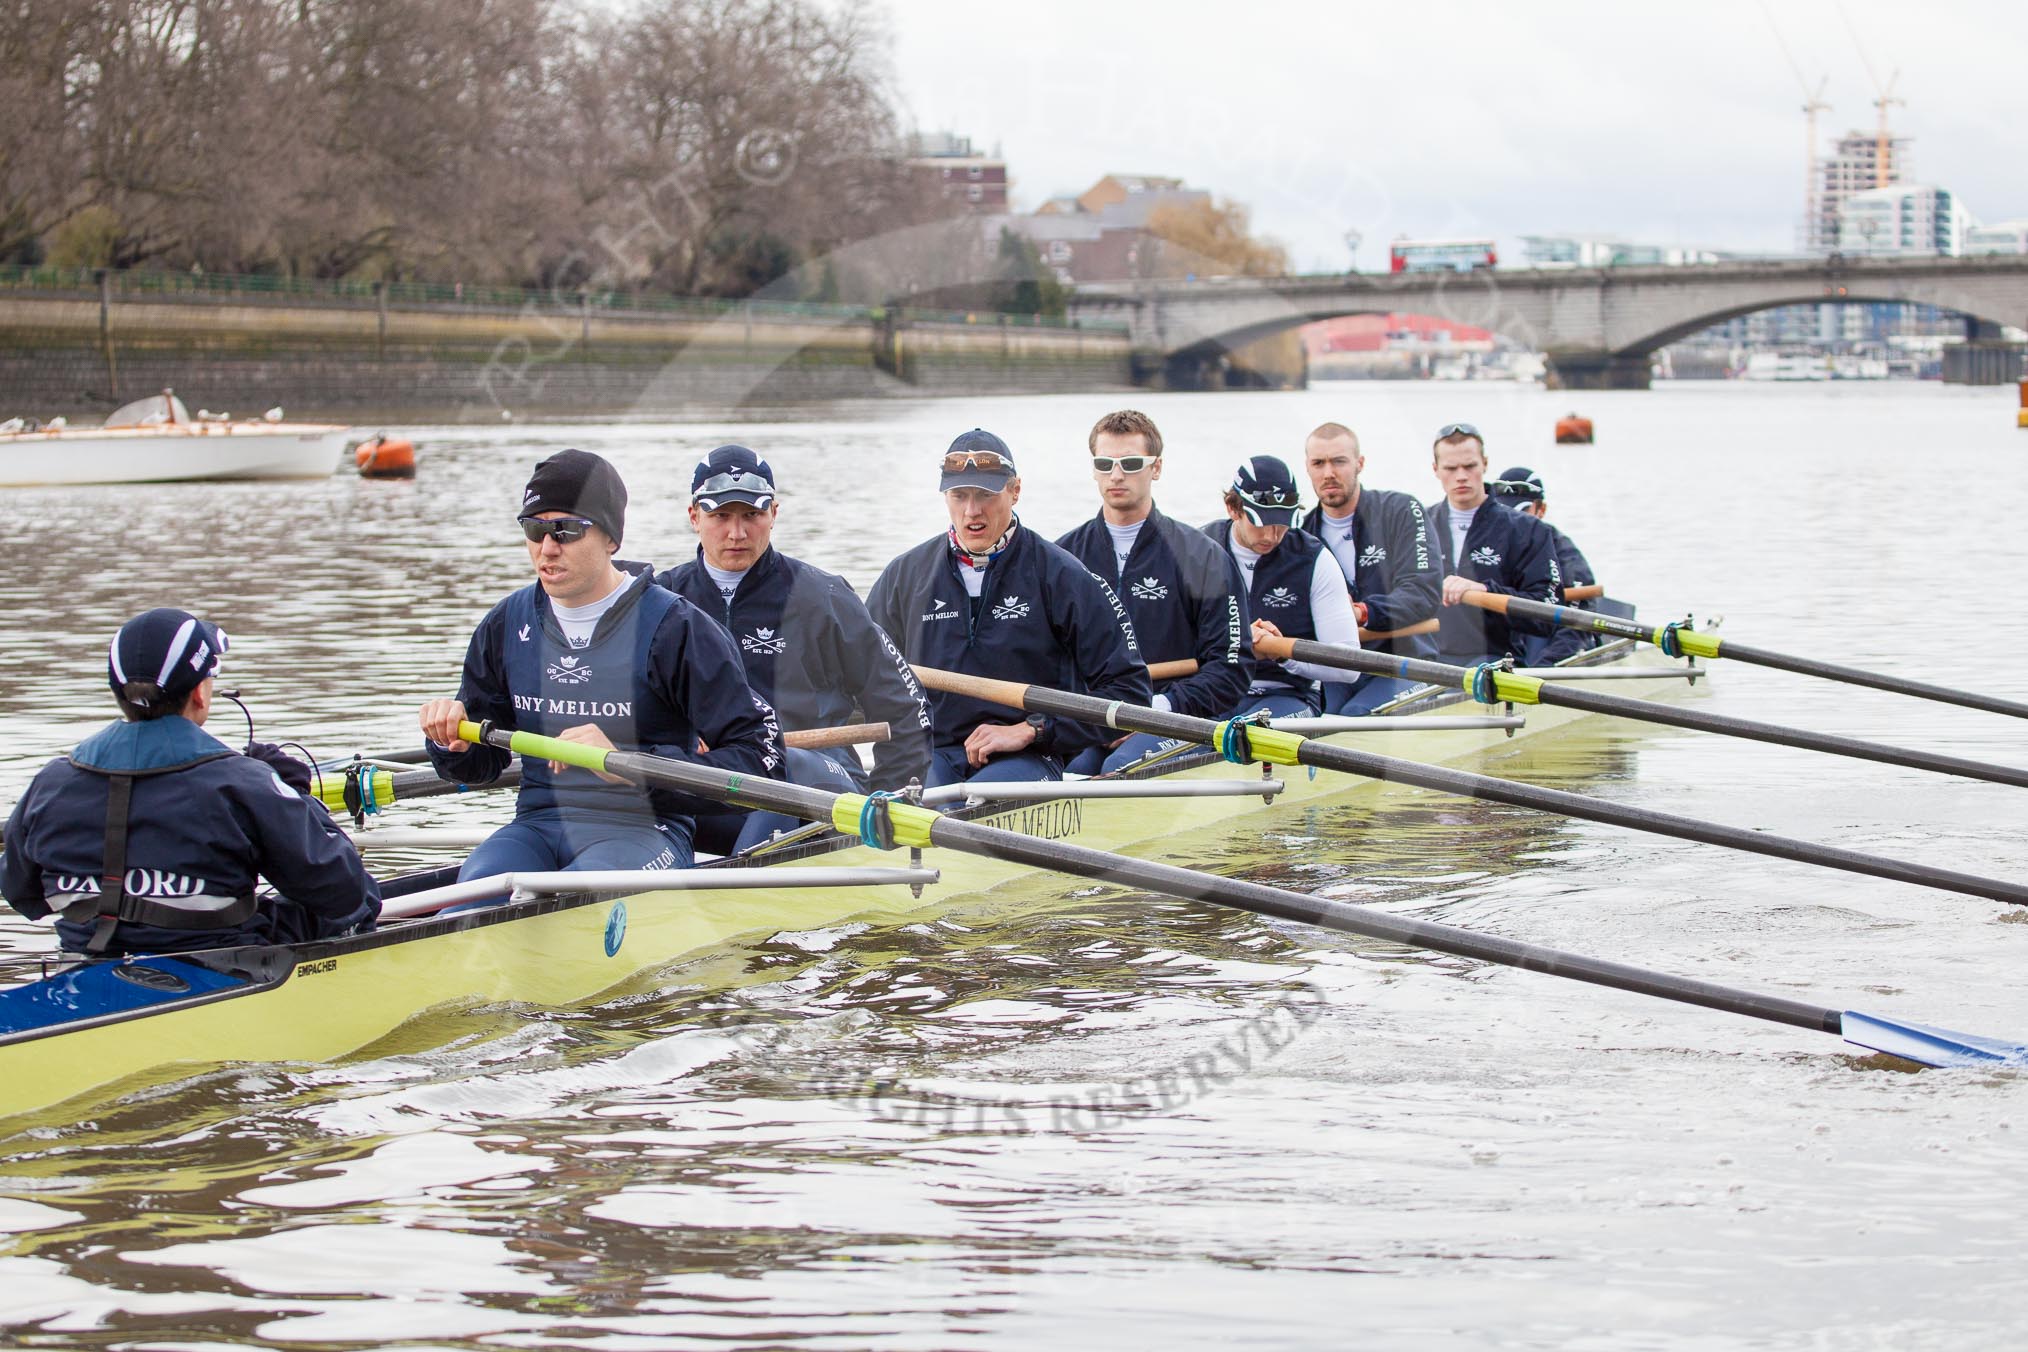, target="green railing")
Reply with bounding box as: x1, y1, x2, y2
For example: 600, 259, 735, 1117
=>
0, 264, 1127, 333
